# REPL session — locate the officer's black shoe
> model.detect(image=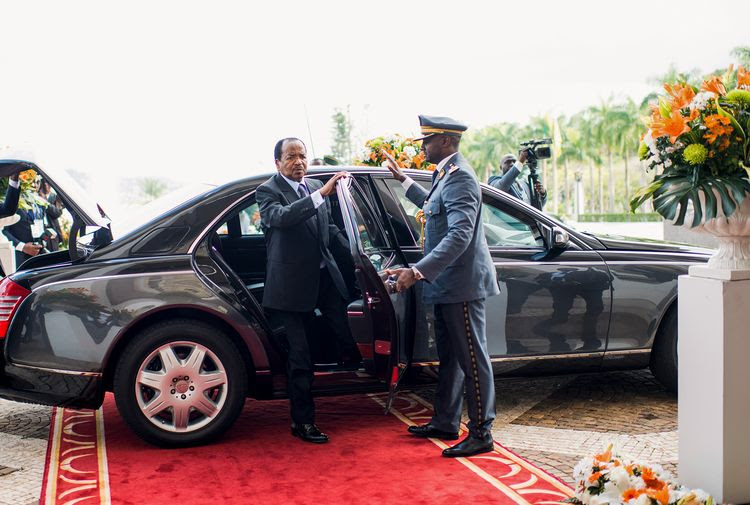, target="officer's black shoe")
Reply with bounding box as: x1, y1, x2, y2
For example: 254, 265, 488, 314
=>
407, 424, 459, 440
442, 433, 494, 457
291, 423, 329, 444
